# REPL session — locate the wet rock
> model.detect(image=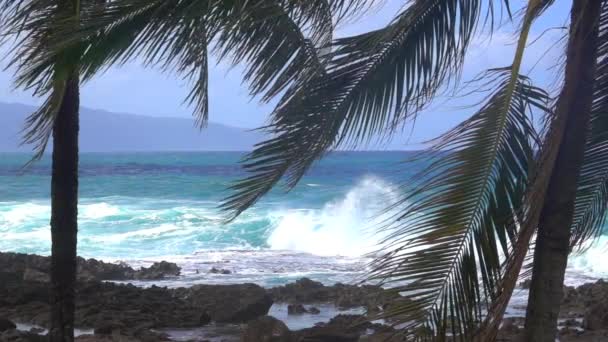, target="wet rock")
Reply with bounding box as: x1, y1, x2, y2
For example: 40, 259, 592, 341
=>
242, 316, 292, 342
287, 304, 307, 315
0, 252, 181, 282
175, 283, 273, 323
134, 261, 180, 280
209, 267, 232, 275
584, 301, 608, 330
0, 329, 47, 342
289, 304, 322, 316
0, 317, 16, 332
561, 279, 608, 319
268, 278, 398, 310
308, 307, 320, 314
